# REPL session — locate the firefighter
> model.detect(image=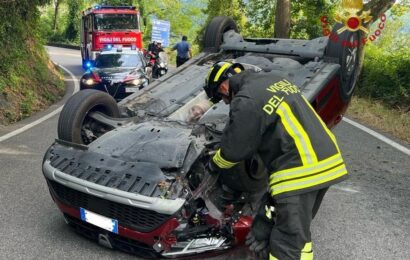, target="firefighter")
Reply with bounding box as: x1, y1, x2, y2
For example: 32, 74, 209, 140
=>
204, 61, 348, 259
